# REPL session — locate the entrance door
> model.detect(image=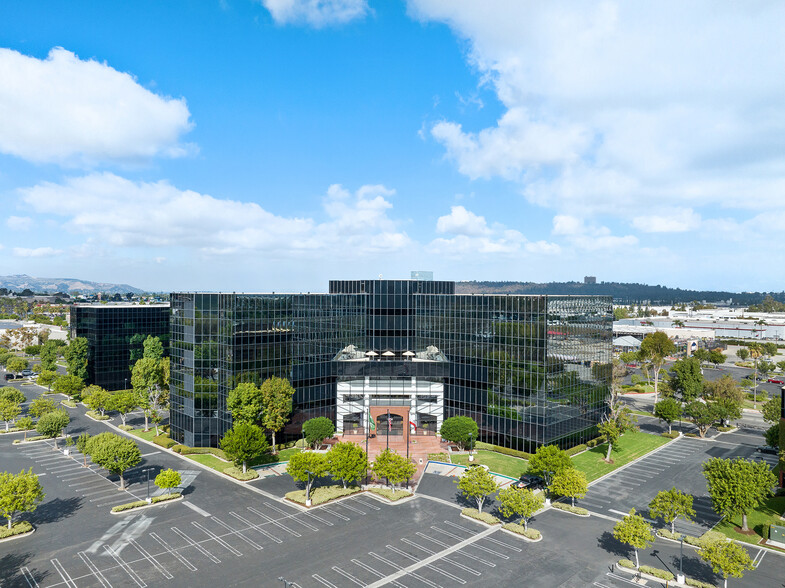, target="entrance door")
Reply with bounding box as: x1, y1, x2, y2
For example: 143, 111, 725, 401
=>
376, 413, 404, 436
